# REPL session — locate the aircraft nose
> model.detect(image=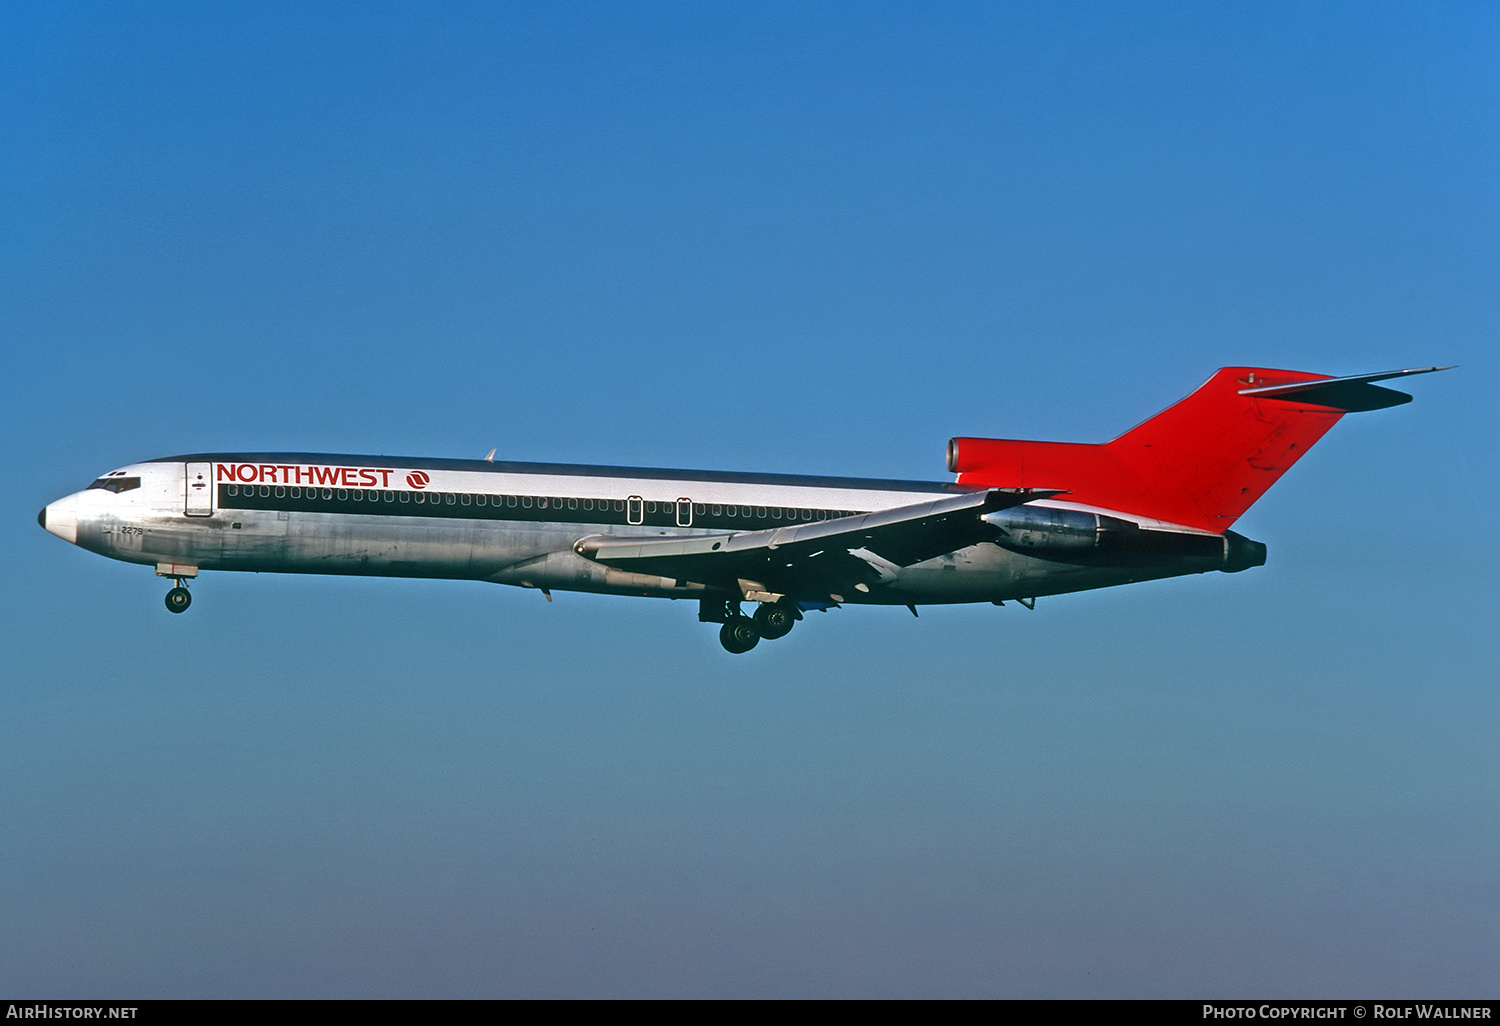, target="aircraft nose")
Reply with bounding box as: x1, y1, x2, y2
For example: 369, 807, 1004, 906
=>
39, 494, 79, 545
